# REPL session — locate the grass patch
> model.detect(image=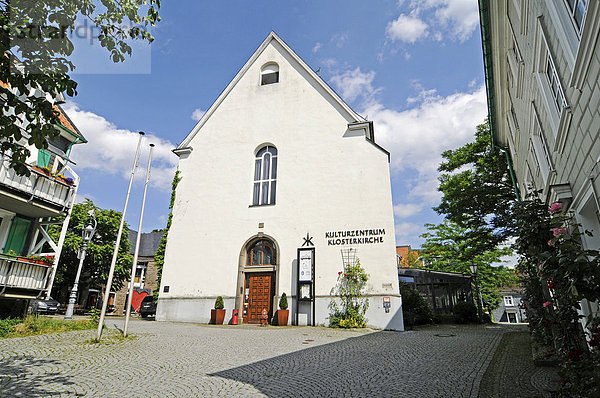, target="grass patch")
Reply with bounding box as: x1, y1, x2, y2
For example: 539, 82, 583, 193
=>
0, 315, 96, 338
